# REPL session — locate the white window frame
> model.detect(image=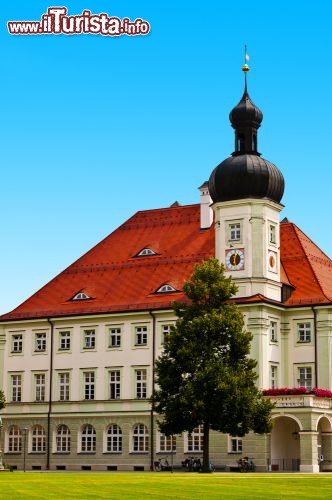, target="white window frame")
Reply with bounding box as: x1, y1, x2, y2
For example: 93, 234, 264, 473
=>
56, 424, 71, 453
186, 426, 203, 453
83, 329, 96, 349
161, 324, 173, 345
11, 373, 22, 402
269, 223, 277, 244
109, 370, 121, 400
58, 372, 70, 401
158, 433, 176, 453
11, 334, 23, 353
59, 331, 71, 351
270, 321, 278, 342
8, 425, 22, 453
297, 322, 311, 343
228, 222, 241, 242
34, 373, 46, 402
106, 424, 122, 453
32, 425, 46, 453
83, 371, 95, 400
34, 332, 47, 352
132, 423, 149, 453
109, 327, 122, 348
81, 424, 96, 453
135, 326, 148, 346
297, 366, 312, 390
270, 365, 278, 389
135, 369, 147, 399
229, 436, 243, 453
